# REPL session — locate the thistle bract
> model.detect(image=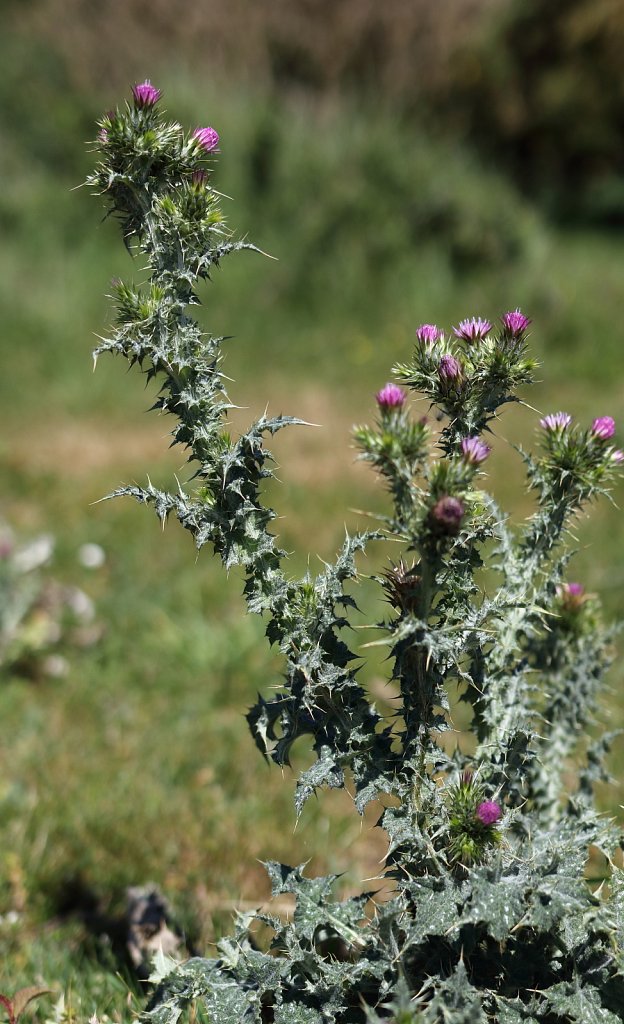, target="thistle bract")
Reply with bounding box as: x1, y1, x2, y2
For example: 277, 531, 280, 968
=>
88, 87, 624, 1024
